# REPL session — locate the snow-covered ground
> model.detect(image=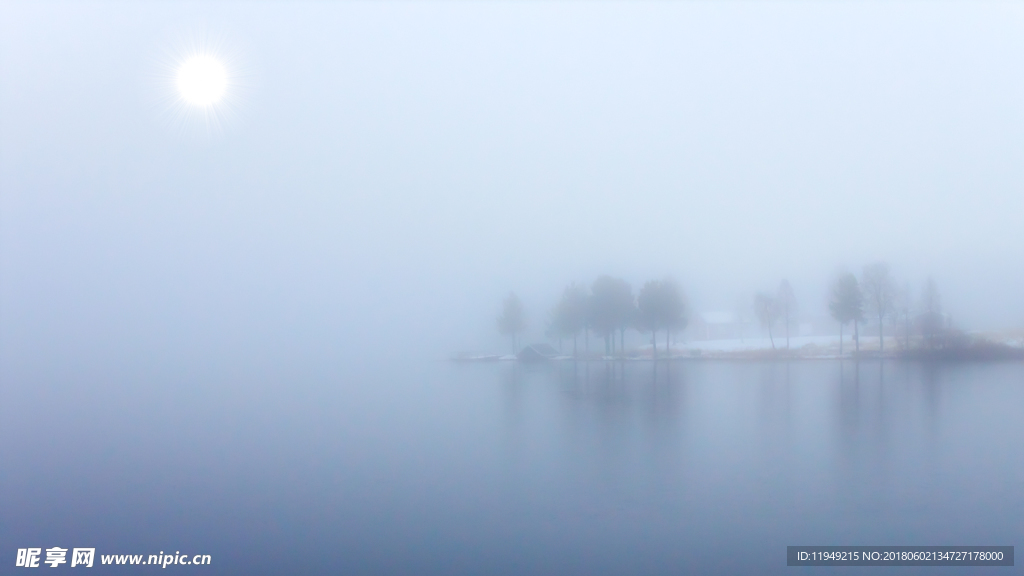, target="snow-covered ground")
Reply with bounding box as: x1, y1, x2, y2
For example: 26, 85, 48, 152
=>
672, 335, 842, 352
457, 332, 1024, 362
